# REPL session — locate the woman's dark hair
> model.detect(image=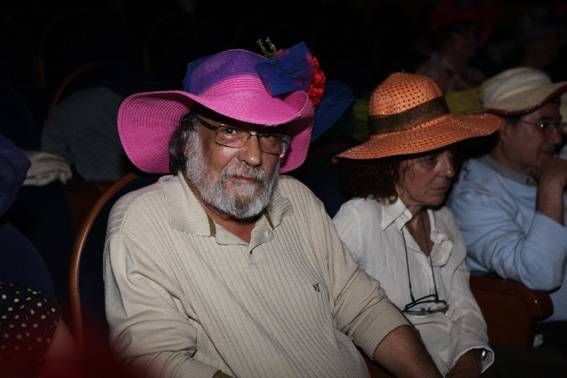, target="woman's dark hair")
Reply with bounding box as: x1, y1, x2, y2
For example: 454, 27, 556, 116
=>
337, 145, 464, 203
337, 155, 405, 203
